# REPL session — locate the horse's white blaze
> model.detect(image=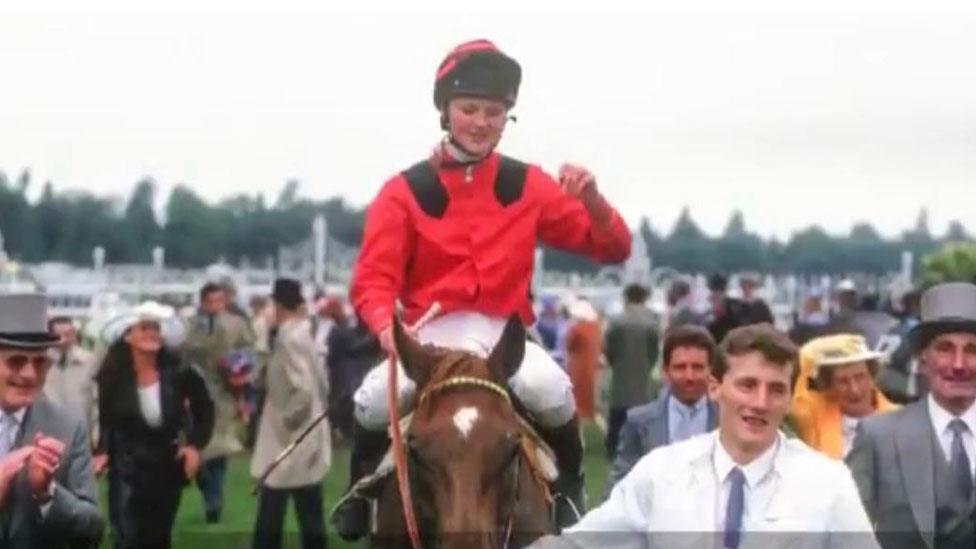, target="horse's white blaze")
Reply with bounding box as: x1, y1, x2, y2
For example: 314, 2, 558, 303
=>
452, 406, 480, 439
